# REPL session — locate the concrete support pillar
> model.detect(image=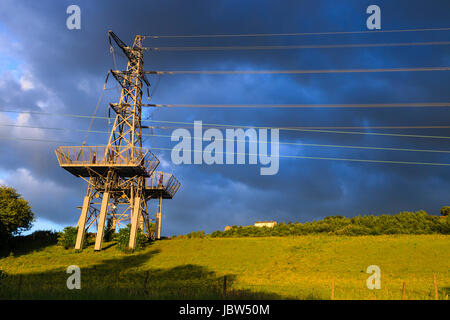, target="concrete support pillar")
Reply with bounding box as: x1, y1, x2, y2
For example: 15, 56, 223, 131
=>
94, 192, 110, 251
139, 213, 144, 233
75, 196, 90, 250
129, 196, 141, 250
156, 196, 162, 239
